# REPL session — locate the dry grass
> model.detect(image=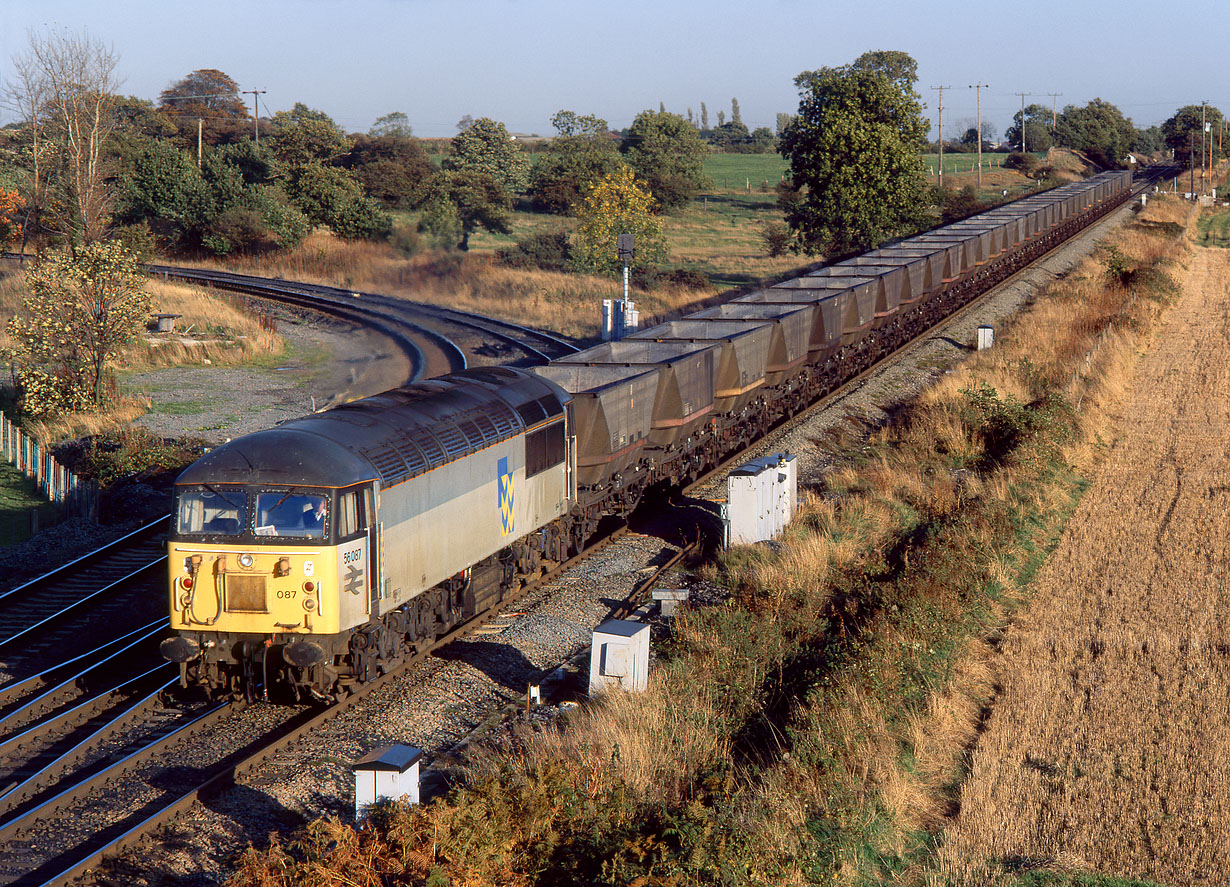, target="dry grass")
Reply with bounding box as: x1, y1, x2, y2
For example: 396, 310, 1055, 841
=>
189, 231, 720, 340
936, 214, 1230, 885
